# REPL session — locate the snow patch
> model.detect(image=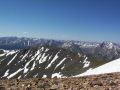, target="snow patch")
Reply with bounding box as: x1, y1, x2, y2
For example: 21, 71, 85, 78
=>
7, 53, 18, 65
24, 61, 31, 73
7, 68, 23, 79
77, 58, 120, 77
35, 50, 41, 58
23, 52, 38, 73
46, 52, 59, 69
83, 57, 90, 68
21, 51, 30, 60
36, 53, 41, 60
78, 53, 81, 57
30, 61, 36, 71
55, 58, 66, 69
0, 53, 5, 57
45, 48, 49, 52
18, 75, 22, 79
2, 69, 9, 77
61, 66, 65, 70
33, 73, 38, 78
5, 50, 16, 56
39, 53, 47, 64
52, 72, 63, 78
42, 75, 47, 78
